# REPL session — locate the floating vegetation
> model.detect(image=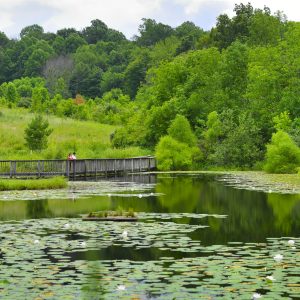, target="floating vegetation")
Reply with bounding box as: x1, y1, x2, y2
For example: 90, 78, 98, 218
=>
0, 216, 299, 299
83, 209, 137, 221
218, 172, 300, 194
0, 180, 160, 201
